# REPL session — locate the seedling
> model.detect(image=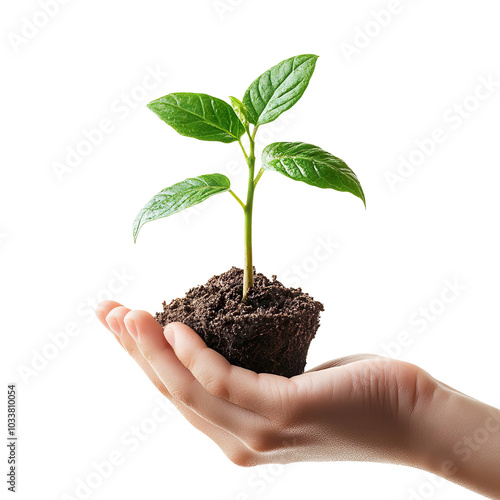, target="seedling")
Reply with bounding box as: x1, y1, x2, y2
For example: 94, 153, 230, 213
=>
133, 54, 365, 301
